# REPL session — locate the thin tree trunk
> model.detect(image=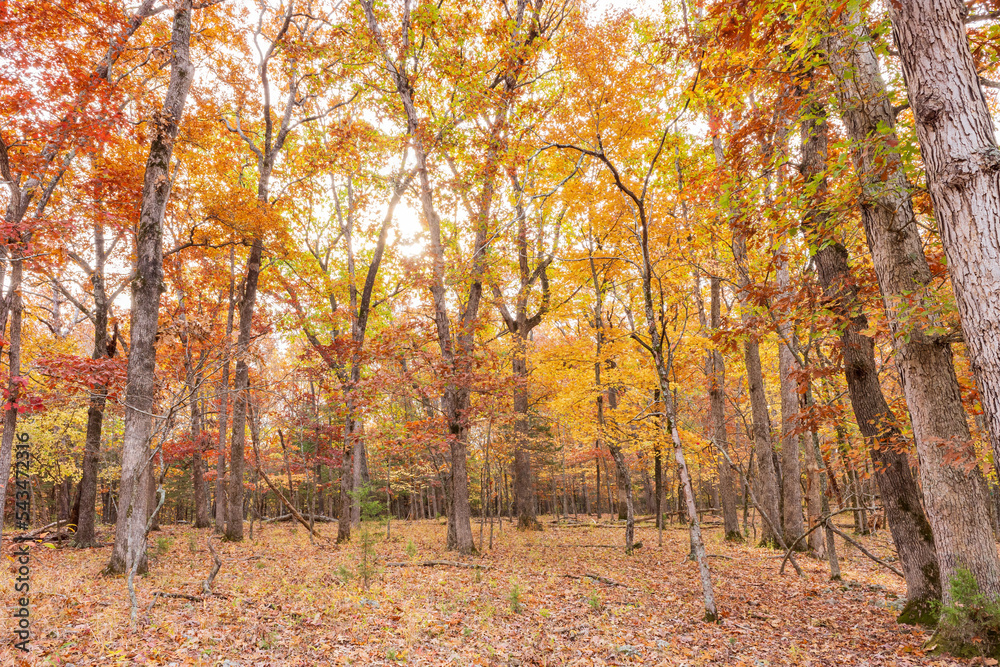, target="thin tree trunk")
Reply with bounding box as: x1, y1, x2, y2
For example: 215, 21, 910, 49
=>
709, 277, 741, 540
777, 259, 804, 549
216, 248, 235, 534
